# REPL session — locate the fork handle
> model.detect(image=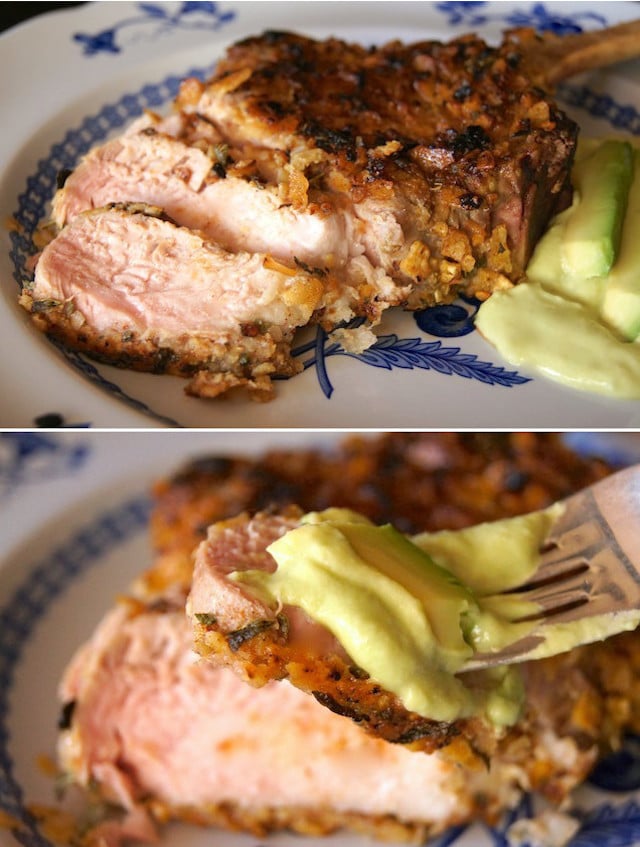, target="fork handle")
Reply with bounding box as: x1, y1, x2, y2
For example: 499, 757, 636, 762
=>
540, 465, 640, 620
588, 464, 640, 584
